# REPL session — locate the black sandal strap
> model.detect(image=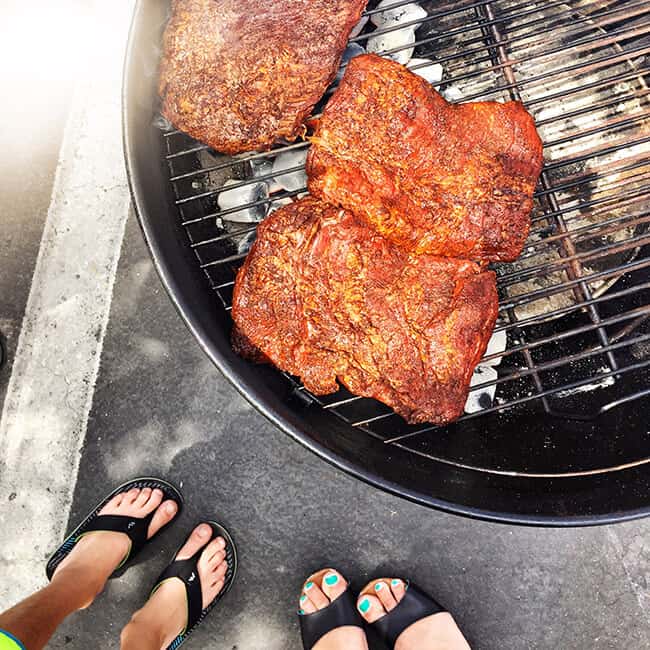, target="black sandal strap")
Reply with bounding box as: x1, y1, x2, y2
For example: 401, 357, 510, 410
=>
82, 511, 156, 566
45, 477, 183, 581
372, 582, 446, 649
151, 522, 238, 650
300, 589, 364, 650
155, 557, 204, 632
